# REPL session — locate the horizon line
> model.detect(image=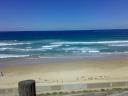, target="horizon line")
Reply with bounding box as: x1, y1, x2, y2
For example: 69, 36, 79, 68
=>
0, 28, 128, 32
